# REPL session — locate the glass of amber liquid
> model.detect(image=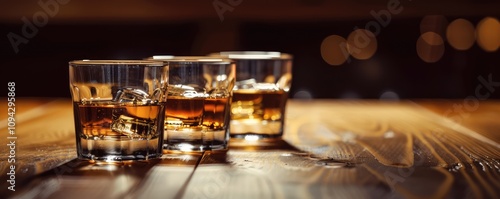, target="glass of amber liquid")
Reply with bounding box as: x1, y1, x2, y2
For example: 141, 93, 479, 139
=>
69, 60, 168, 162
210, 51, 293, 140
149, 56, 235, 152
